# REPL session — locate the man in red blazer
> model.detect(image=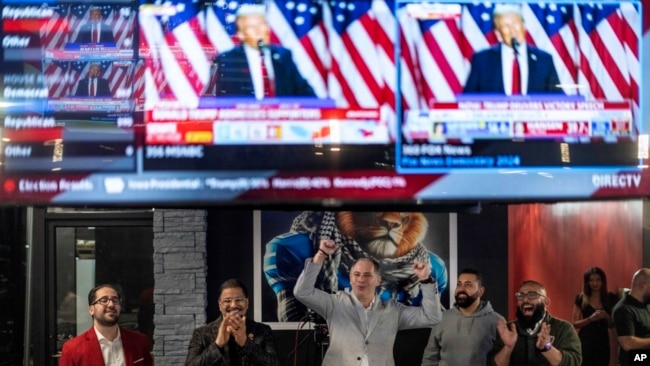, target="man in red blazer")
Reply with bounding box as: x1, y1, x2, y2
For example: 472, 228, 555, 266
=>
59, 284, 153, 366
